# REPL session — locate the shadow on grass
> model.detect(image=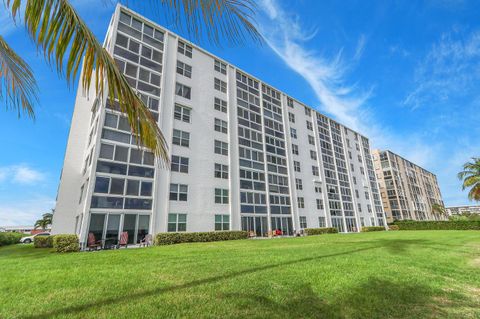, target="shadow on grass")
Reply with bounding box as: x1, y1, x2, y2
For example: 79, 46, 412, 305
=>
21, 237, 478, 318
219, 278, 477, 318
